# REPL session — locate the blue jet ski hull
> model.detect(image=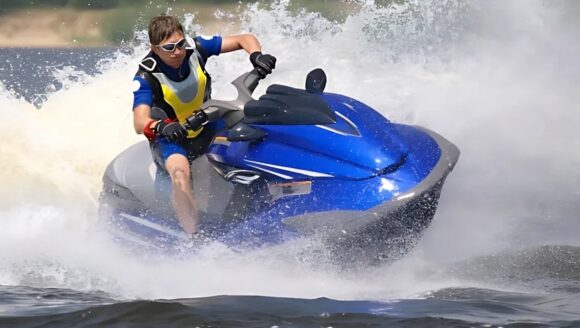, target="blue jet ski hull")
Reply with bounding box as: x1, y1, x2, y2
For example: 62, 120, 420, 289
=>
99, 70, 459, 264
